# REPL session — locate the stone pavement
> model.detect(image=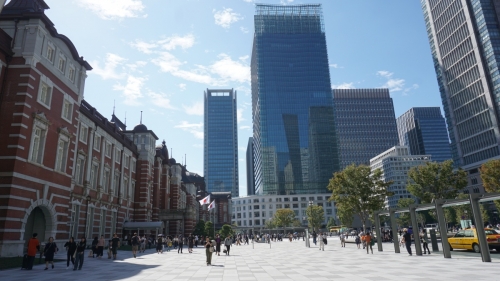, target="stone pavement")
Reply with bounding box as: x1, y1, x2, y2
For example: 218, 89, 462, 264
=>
2, 237, 499, 281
